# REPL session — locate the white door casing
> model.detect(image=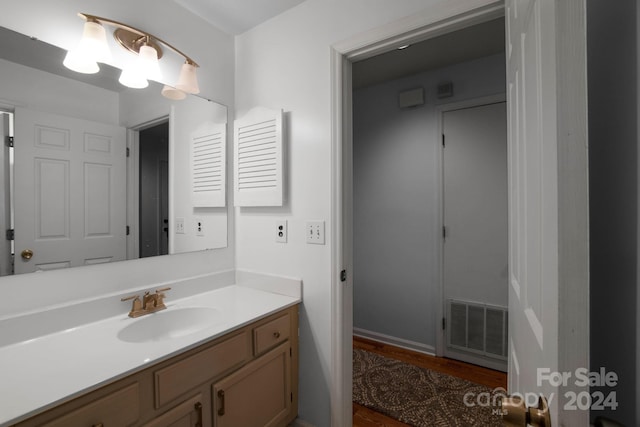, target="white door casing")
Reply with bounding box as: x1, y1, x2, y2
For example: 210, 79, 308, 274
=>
0, 113, 11, 276
14, 107, 126, 274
